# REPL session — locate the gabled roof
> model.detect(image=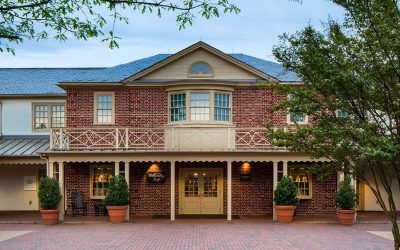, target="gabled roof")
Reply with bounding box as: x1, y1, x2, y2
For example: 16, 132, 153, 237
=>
0, 68, 104, 95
